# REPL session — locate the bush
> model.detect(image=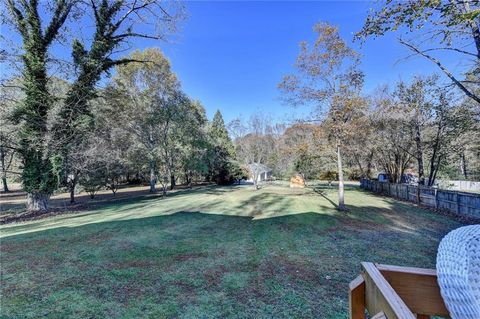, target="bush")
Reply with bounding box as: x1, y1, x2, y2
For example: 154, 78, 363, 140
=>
346, 168, 363, 181
319, 170, 338, 181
